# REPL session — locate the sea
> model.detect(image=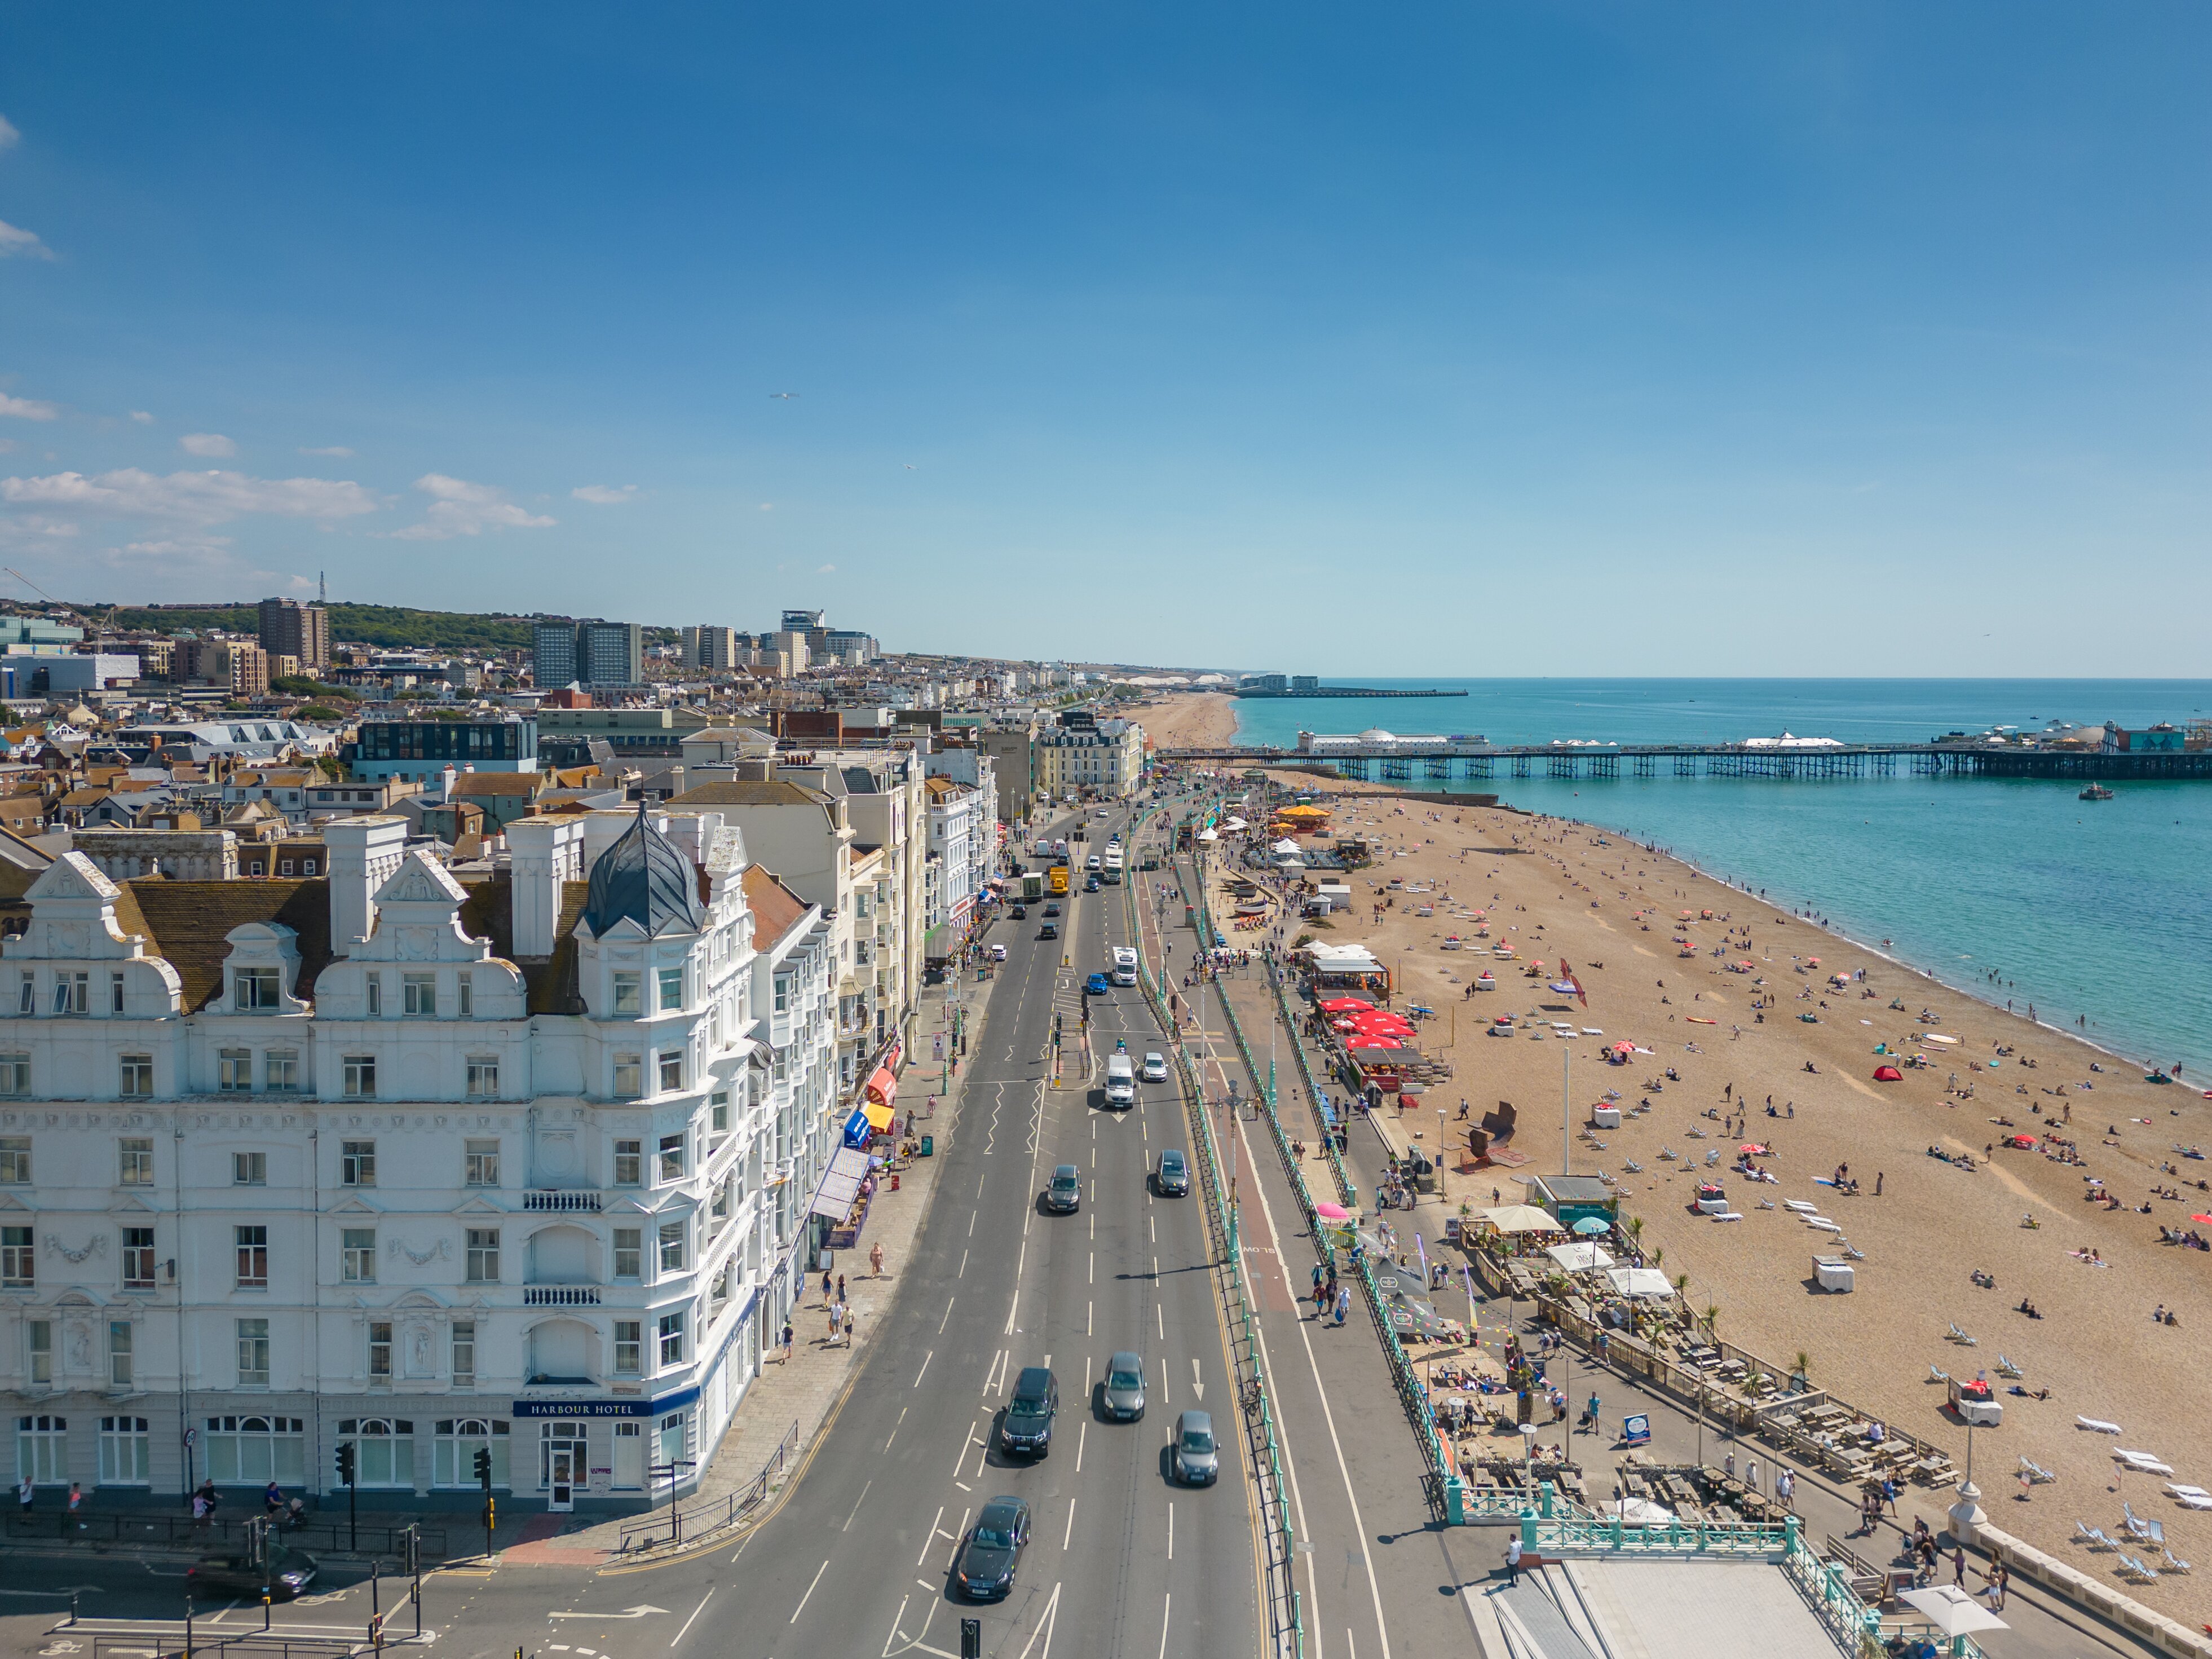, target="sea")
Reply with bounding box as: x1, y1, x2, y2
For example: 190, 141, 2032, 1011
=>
1226, 680, 2212, 1079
